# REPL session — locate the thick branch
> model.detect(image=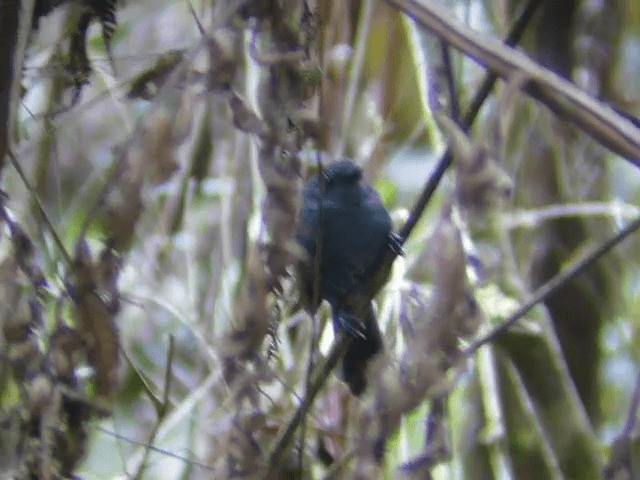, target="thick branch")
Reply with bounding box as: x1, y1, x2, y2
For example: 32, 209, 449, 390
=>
385, 0, 640, 166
